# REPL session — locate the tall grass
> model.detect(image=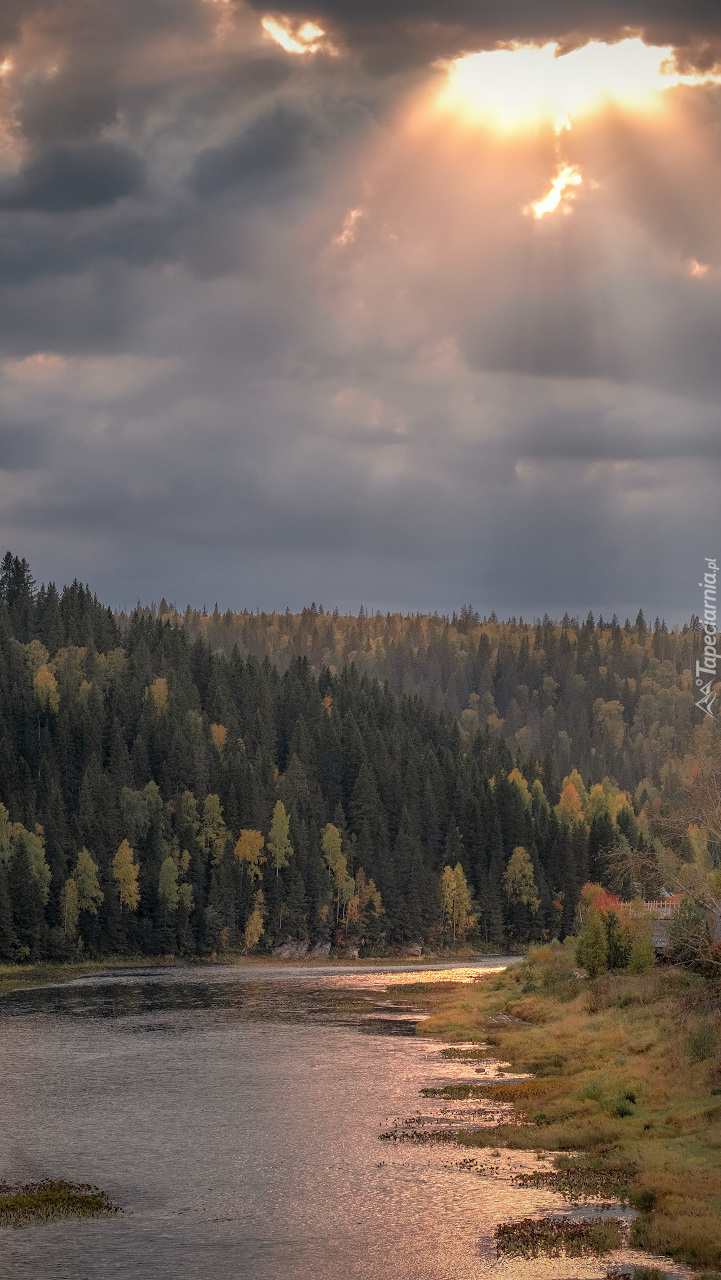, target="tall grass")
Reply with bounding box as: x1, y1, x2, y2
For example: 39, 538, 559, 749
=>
405, 941, 721, 1270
